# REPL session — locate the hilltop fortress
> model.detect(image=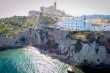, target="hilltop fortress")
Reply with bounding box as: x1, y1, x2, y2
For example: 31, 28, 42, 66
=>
28, 2, 72, 19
